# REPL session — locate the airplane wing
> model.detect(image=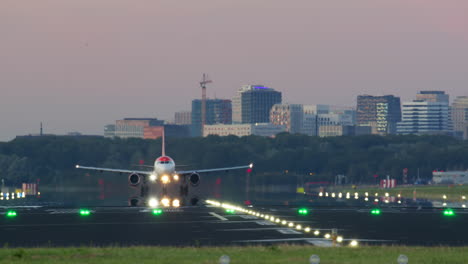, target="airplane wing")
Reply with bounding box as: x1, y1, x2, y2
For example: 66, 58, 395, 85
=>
75, 165, 153, 175
176, 163, 253, 175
